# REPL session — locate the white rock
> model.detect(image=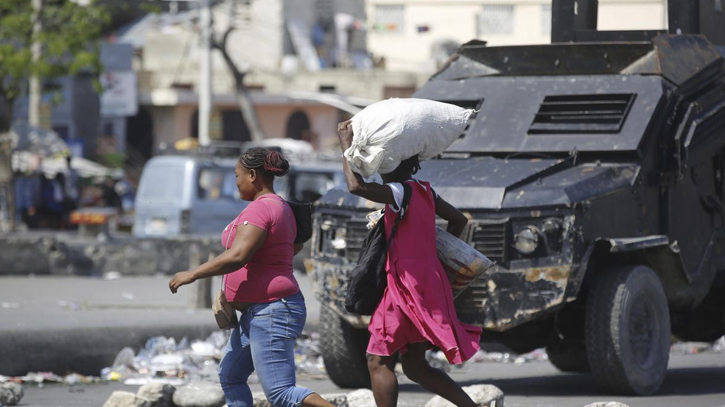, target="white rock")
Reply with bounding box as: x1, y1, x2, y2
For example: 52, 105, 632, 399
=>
137, 383, 176, 407
172, 382, 225, 407
425, 384, 504, 407
0, 387, 19, 406
102, 391, 152, 407
252, 392, 271, 407
0, 383, 24, 406
321, 393, 348, 407
346, 389, 376, 407
584, 403, 630, 407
